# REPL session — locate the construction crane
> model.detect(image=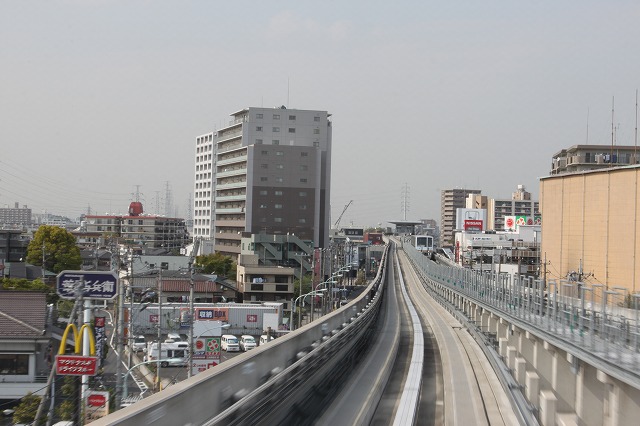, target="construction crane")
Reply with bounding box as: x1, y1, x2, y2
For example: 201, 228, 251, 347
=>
334, 200, 353, 229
